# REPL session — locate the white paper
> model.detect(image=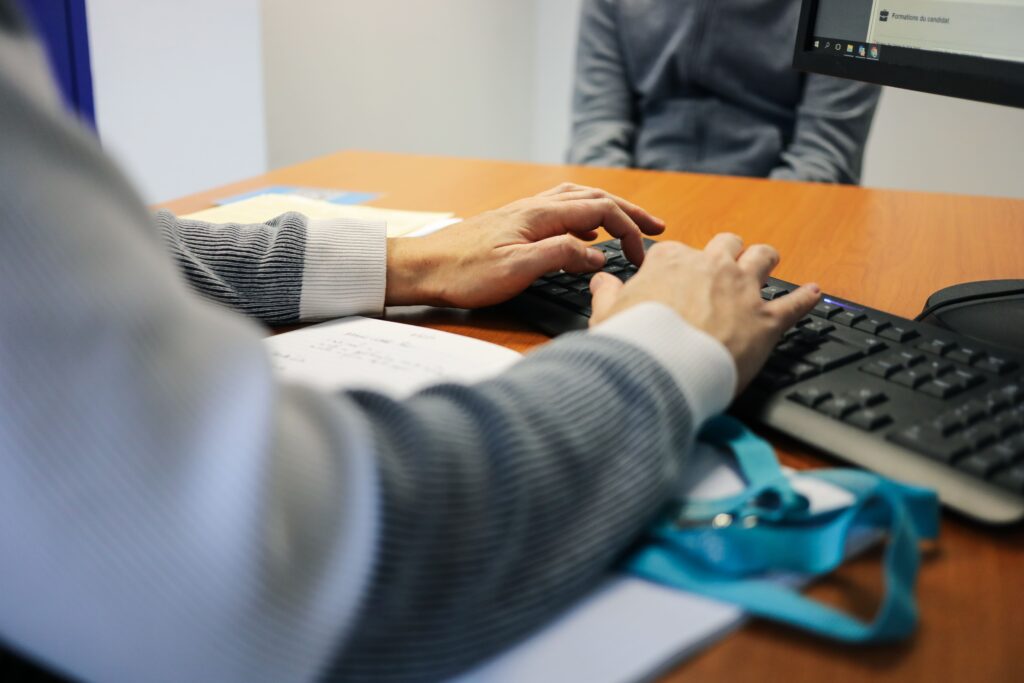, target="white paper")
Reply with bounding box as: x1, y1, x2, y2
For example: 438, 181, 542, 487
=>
266, 317, 862, 683
183, 194, 455, 238
454, 444, 858, 683
265, 316, 522, 397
